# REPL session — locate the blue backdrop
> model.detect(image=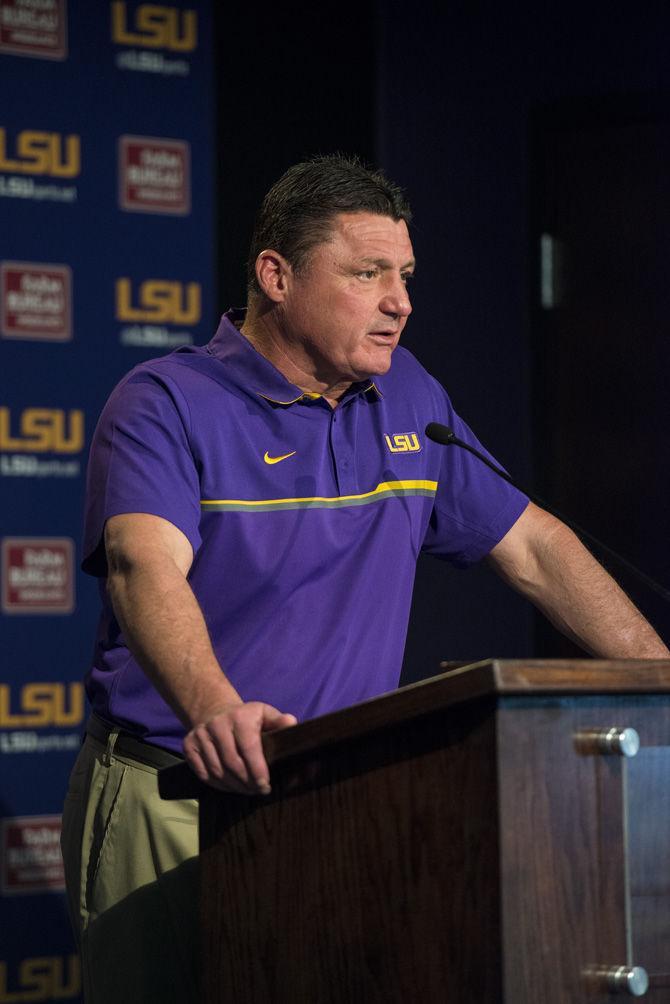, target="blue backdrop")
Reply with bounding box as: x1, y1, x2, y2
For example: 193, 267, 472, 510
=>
0, 2, 214, 999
